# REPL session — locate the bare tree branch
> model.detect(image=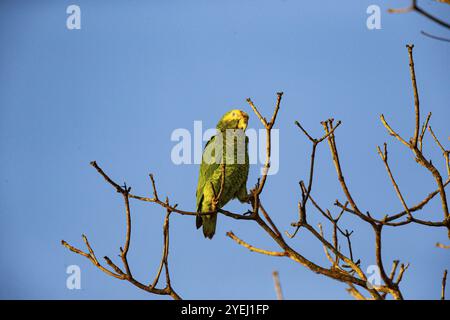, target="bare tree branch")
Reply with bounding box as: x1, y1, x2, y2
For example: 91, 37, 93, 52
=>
388, 0, 450, 29
436, 242, 450, 249
62, 186, 181, 300
62, 45, 448, 301
442, 269, 448, 300
226, 231, 287, 257
272, 271, 284, 300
